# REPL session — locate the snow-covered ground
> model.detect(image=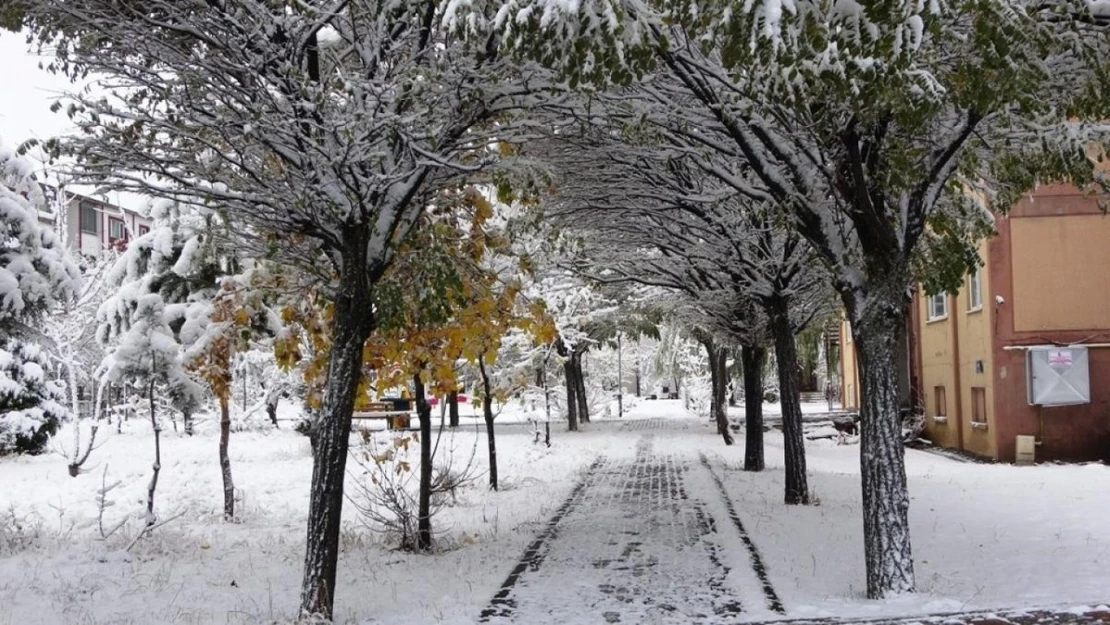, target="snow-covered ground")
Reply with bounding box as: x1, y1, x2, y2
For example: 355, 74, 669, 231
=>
0, 401, 663, 625
1, 400, 1107, 624
730, 400, 847, 420
705, 435, 1110, 621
